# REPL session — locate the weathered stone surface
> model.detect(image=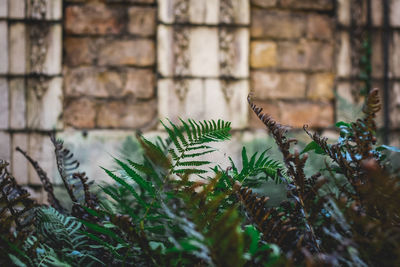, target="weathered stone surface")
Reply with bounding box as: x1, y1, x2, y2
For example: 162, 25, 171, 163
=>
8, 0, 25, 18
65, 3, 124, 34
27, 0, 62, 20
337, 0, 350, 26
11, 133, 29, 184
280, 0, 334, 10
57, 129, 157, 184
251, 9, 306, 39
9, 23, 26, 74
96, 99, 157, 129
0, 21, 7, 74
250, 100, 334, 128
307, 73, 334, 101
335, 82, 364, 123
65, 67, 154, 98
337, 32, 351, 77
391, 0, 400, 27
251, 71, 306, 99
0, 131, 10, 162
250, 41, 277, 68
128, 7, 156, 36
64, 37, 96, 67
9, 79, 26, 129
159, 0, 249, 25
189, 27, 219, 77
126, 69, 155, 99
390, 83, 400, 128
0, 0, 7, 18
0, 79, 8, 129
372, 32, 383, 78
64, 98, 97, 129
278, 40, 333, 71
98, 39, 155, 66
251, 0, 277, 8
27, 78, 63, 130
42, 25, 62, 75
391, 32, 400, 78
204, 79, 249, 128
158, 79, 248, 129
307, 14, 333, 40
371, 0, 382, 26
158, 26, 248, 78
28, 134, 57, 184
